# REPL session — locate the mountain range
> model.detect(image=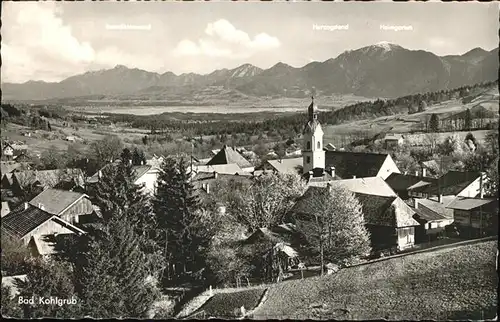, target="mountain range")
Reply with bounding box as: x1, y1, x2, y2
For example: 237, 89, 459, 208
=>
2, 43, 498, 102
